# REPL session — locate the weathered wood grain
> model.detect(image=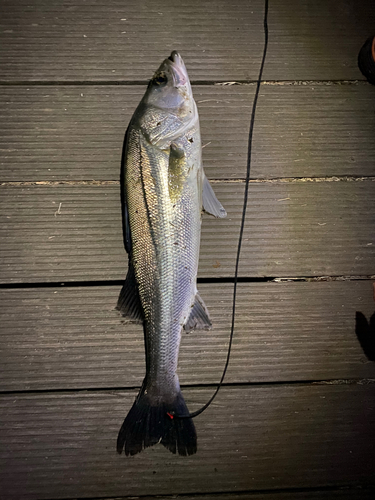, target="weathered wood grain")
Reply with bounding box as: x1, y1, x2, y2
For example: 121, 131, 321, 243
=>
265, 0, 375, 81
0, 0, 265, 82
0, 85, 254, 181
255, 83, 375, 178
1, 385, 375, 499
1, 281, 375, 392
1, 0, 374, 82
1, 181, 375, 283
1, 84, 375, 182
